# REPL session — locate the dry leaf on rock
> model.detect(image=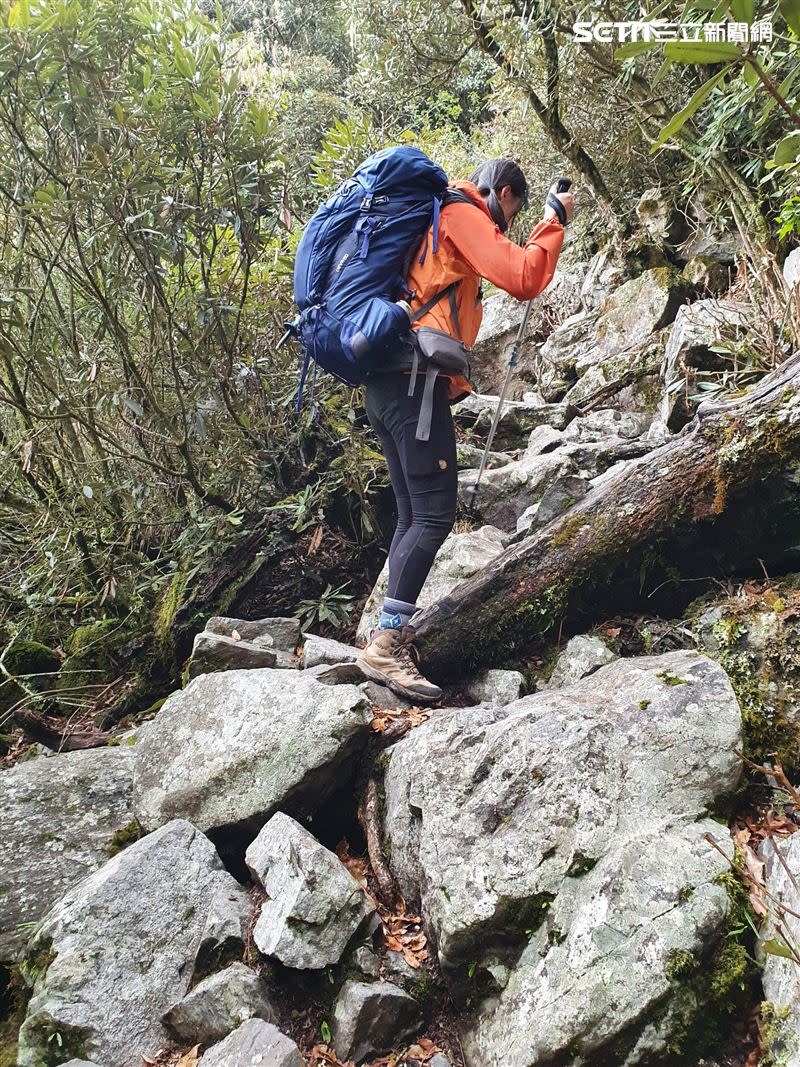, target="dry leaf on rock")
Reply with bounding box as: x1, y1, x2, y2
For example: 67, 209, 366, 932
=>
733, 826, 768, 919
336, 839, 369, 886
175, 1046, 200, 1067
377, 896, 428, 969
